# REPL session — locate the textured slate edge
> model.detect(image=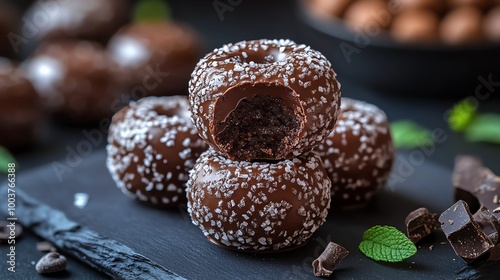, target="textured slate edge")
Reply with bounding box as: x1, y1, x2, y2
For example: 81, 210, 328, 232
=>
455, 261, 500, 280
0, 184, 185, 280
